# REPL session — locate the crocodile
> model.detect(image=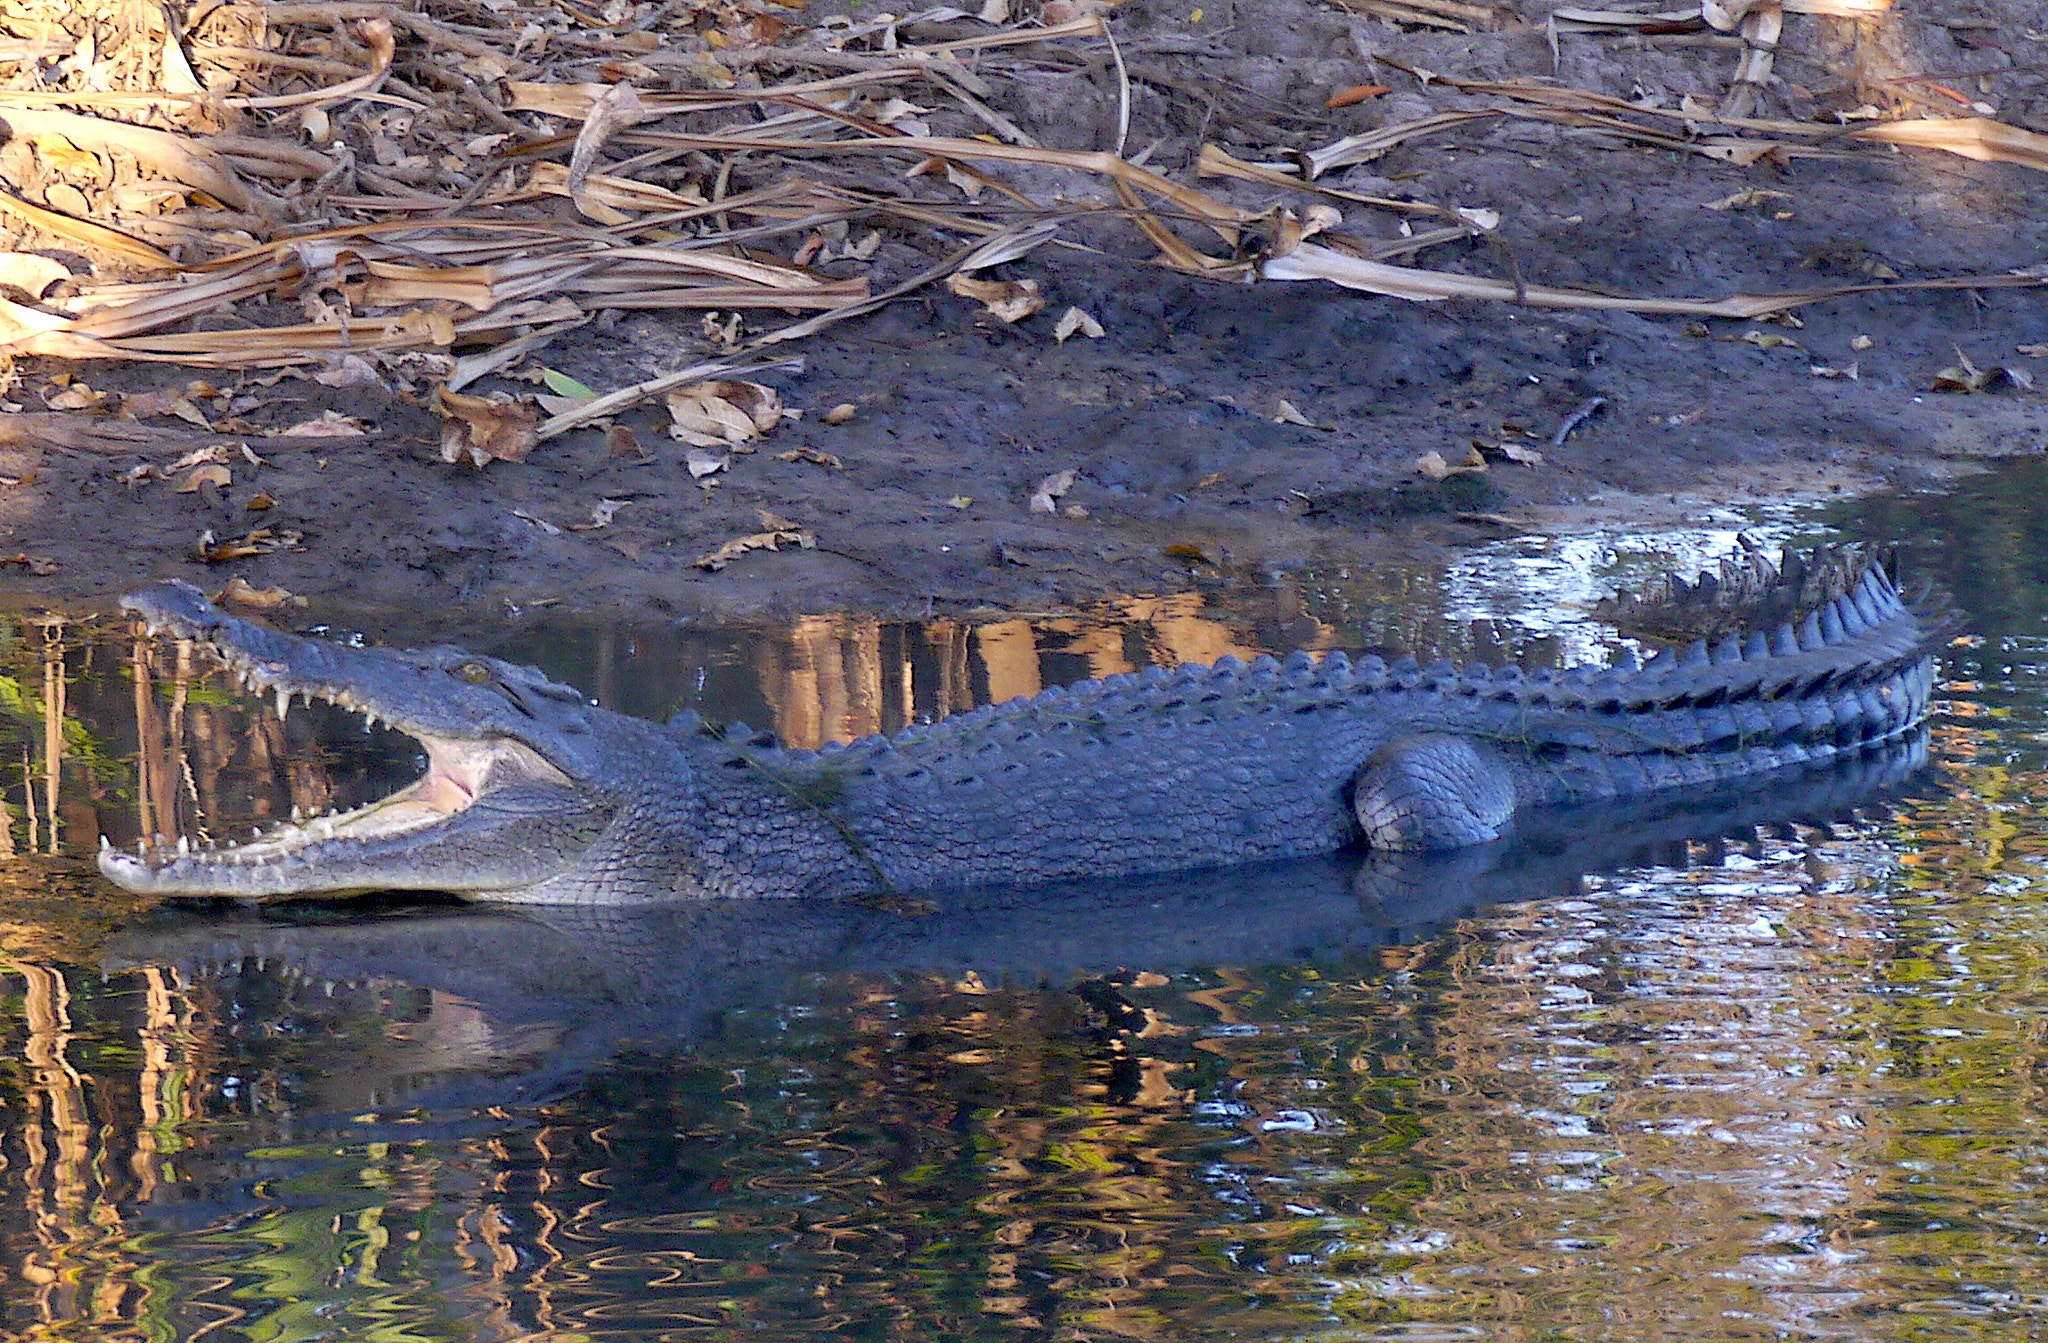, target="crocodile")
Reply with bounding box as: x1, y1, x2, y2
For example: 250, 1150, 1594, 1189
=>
96, 546, 1946, 905
104, 731, 1930, 1117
